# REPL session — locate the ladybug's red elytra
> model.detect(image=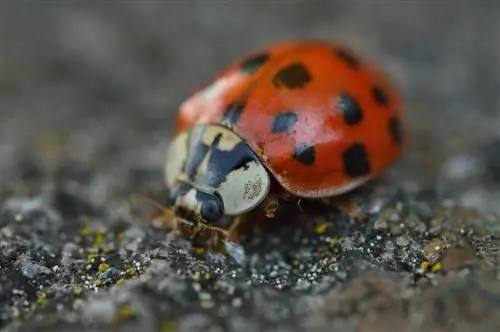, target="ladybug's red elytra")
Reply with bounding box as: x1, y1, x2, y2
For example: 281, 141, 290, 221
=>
154, 40, 404, 251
